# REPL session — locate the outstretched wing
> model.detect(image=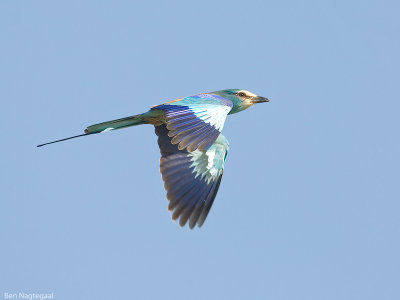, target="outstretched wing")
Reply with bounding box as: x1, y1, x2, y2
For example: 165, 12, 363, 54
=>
152, 94, 232, 152
155, 124, 229, 229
